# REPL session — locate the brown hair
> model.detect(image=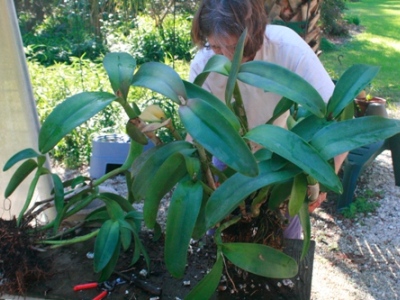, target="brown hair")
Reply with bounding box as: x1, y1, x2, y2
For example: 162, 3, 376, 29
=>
191, 0, 268, 58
